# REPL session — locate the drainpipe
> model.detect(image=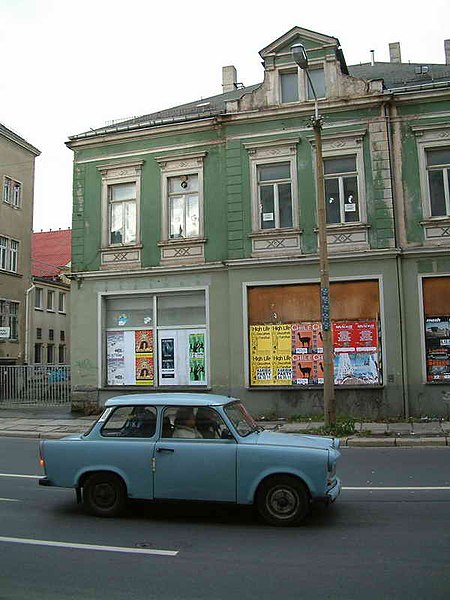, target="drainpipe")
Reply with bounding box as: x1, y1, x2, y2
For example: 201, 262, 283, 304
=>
24, 284, 35, 365
383, 100, 410, 418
